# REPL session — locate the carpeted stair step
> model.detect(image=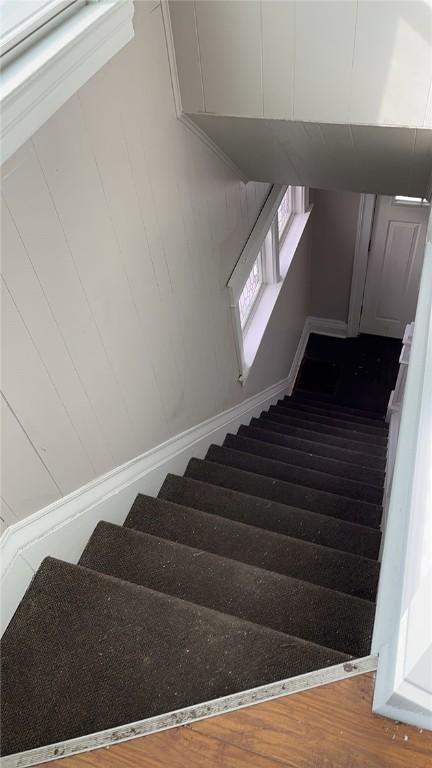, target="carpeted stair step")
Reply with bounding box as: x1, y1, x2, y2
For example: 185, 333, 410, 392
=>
0, 557, 348, 757
248, 418, 386, 471
280, 397, 388, 429
236, 426, 384, 487
258, 413, 386, 457
124, 495, 379, 600
276, 400, 388, 435
158, 476, 381, 559
80, 521, 375, 657
267, 406, 388, 448
184, 459, 382, 528
215, 441, 382, 504
292, 392, 385, 421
